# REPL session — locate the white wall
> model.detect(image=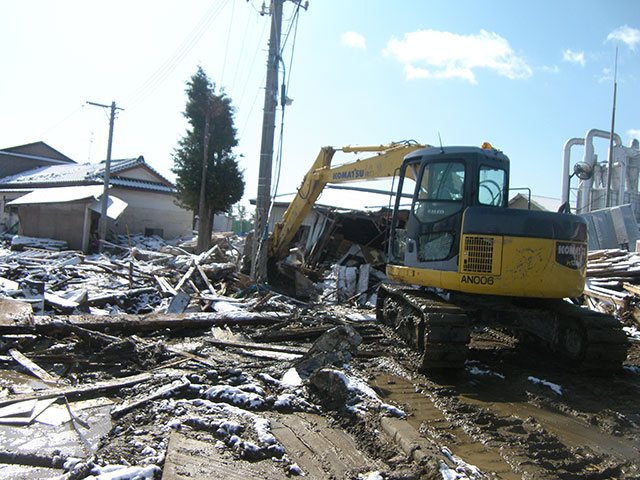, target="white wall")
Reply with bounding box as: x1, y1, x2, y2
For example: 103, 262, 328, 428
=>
109, 188, 193, 240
